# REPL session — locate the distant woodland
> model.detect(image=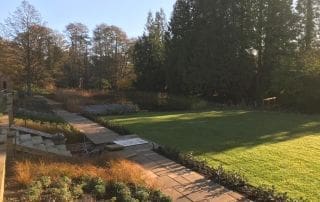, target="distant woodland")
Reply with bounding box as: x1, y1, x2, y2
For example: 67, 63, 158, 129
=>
1, 0, 320, 112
